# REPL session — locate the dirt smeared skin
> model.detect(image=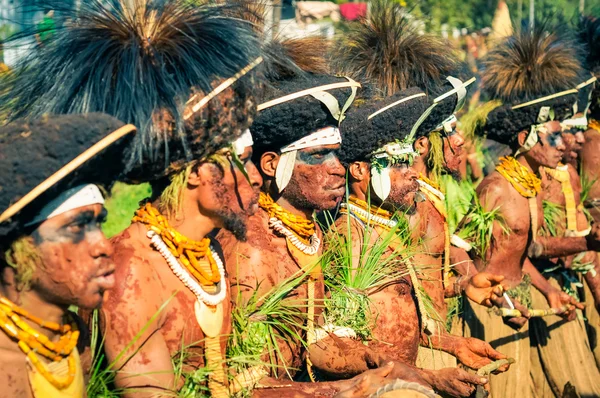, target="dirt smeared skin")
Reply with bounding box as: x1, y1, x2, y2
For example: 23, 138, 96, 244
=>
101, 222, 232, 393
218, 208, 323, 377
328, 215, 421, 366
581, 128, 600, 223
408, 200, 448, 321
